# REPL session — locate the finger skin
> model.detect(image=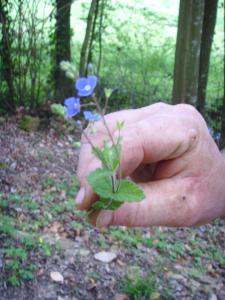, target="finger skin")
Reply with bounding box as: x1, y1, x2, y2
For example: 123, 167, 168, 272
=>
76, 103, 225, 226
